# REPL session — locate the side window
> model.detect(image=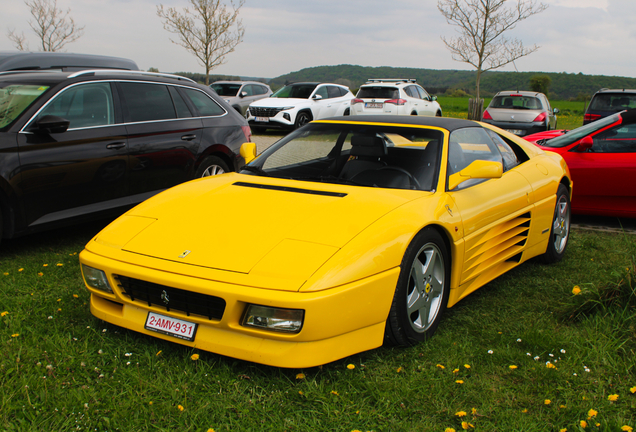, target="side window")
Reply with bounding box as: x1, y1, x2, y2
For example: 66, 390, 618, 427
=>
416, 86, 429, 100
38, 82, 115, 129
404, 86, 417, 98
448, 127, 503, 190
253, 85, 268, 96
327, 86, 341, 99
120, 82, 176, 122
486, 129, 520, 171
592, 124, 636, 153
314, 86, 329, 99
168, 86, 193, 118
242, 85, 254, 96
182, 88, 226, 116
